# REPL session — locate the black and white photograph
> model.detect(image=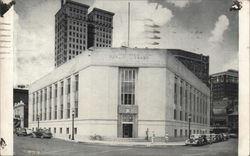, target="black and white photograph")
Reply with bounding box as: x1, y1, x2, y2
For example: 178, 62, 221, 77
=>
0, 0, 249, 155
